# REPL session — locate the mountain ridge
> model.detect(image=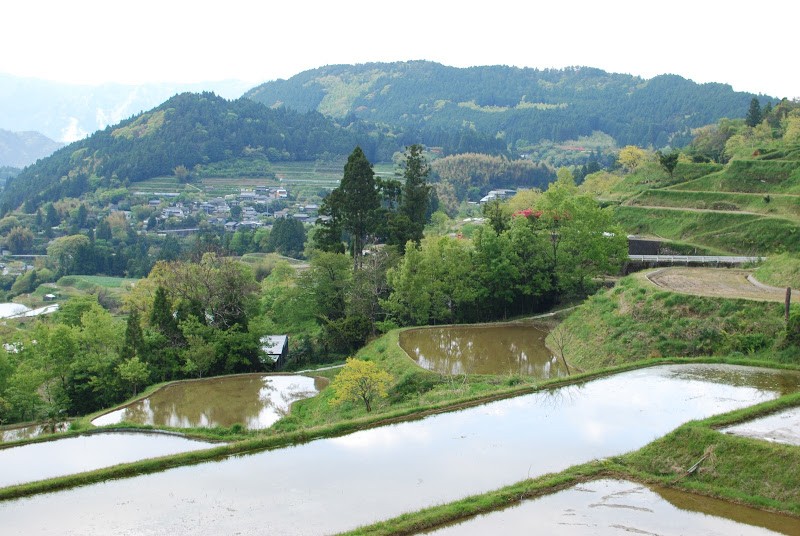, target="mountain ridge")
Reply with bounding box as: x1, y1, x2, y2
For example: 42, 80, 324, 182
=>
245, 60, 762, 149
